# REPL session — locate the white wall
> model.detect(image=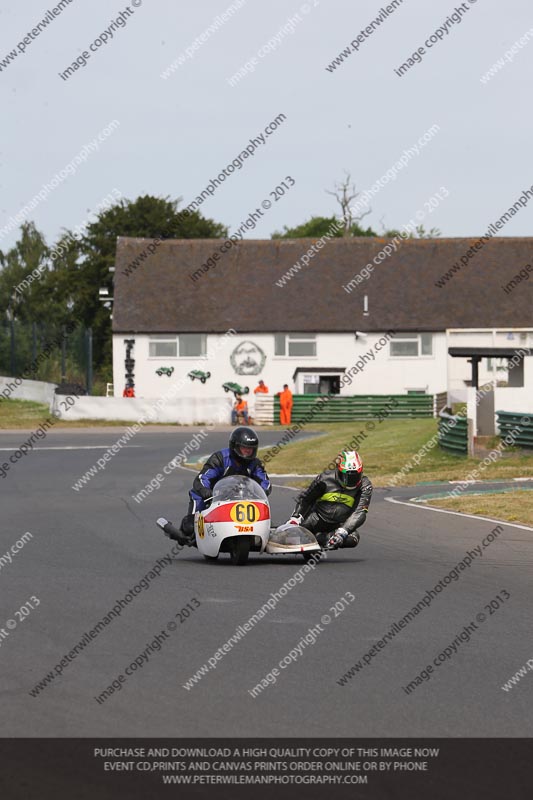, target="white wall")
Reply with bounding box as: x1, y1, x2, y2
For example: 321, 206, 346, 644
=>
447, 381, 533, 437
0, 377, 57, 407
466, 387, 478, 434
51, 394, 234, 424
112, 330, 448, 399
493, 387, 533, 416
447, 328, 533, 390
448, 350, 533, 435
